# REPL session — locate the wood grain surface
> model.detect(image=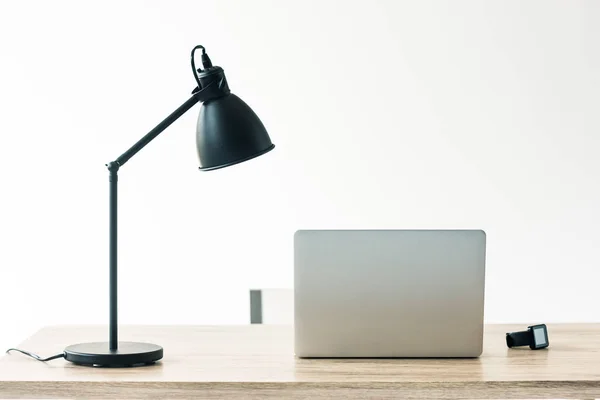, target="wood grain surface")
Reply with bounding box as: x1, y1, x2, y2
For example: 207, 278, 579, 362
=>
0, 324, 599, 399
